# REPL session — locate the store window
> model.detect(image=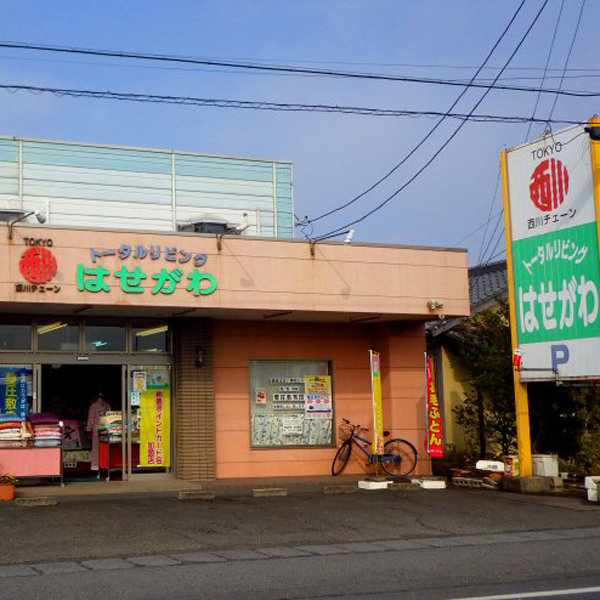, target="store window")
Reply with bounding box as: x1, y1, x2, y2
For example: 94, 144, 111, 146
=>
37, 322, 80, 352
132, 324, 169, 353
0, 323, 32, 351
0, 364, 33, 419
85, 325, 127, 352
250, 360, 333, 448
